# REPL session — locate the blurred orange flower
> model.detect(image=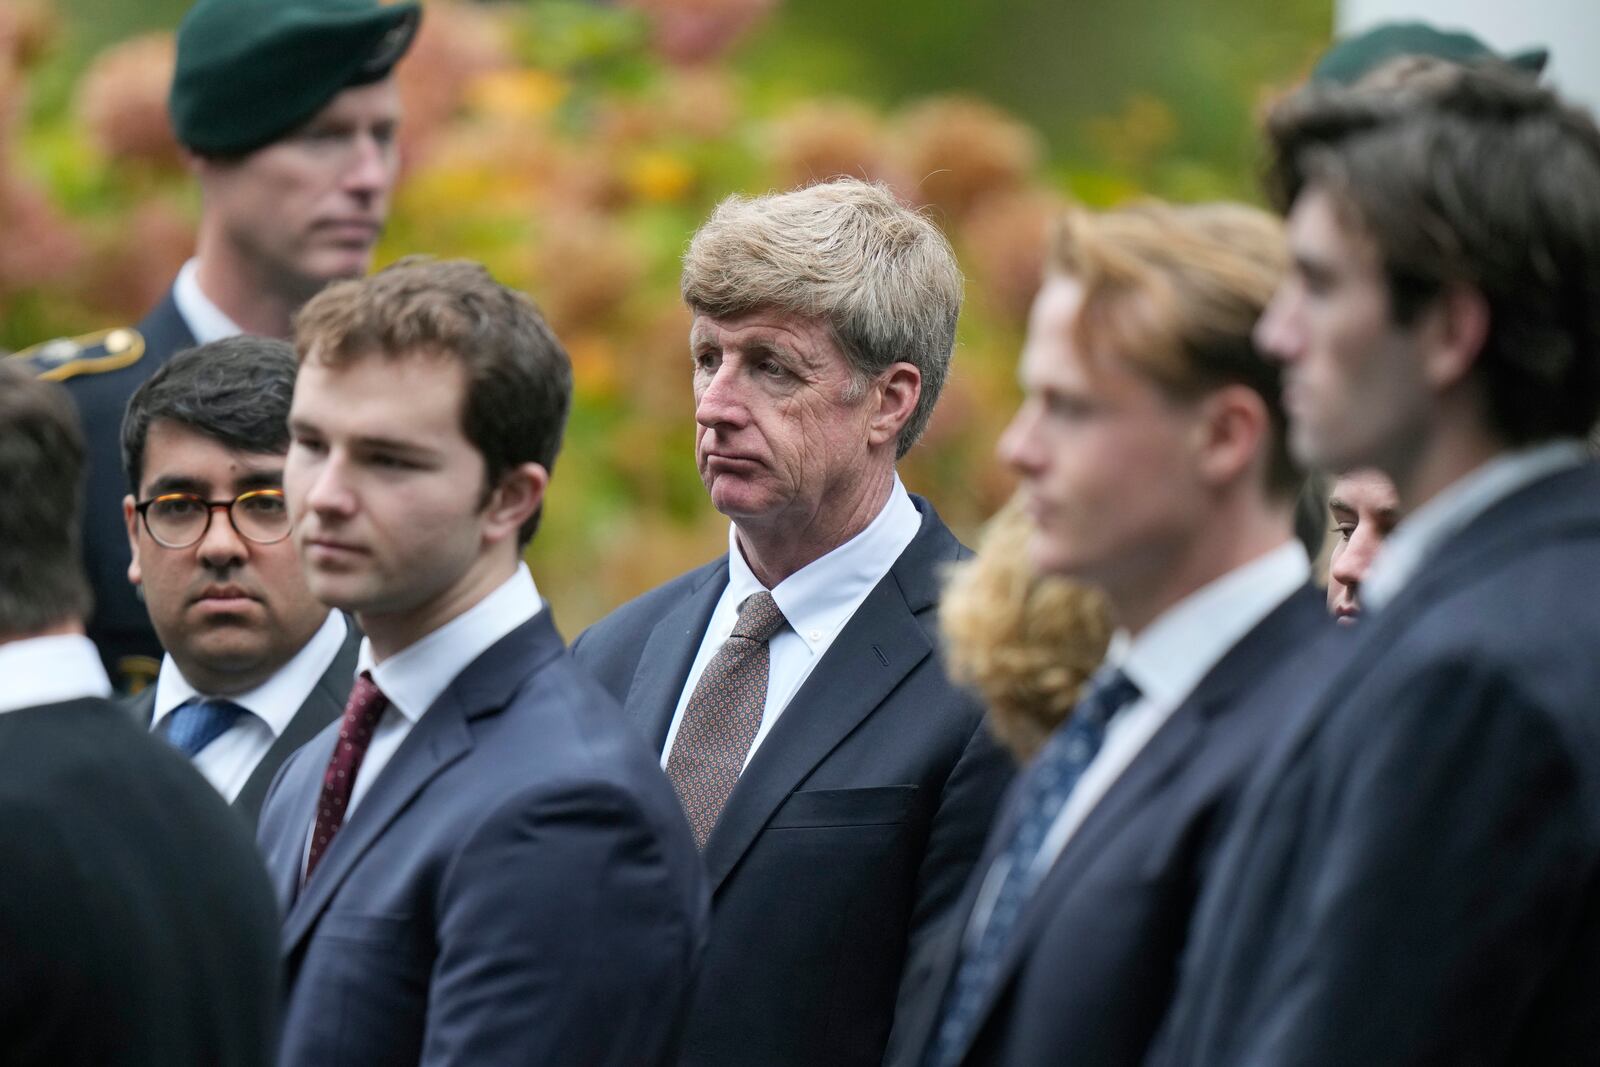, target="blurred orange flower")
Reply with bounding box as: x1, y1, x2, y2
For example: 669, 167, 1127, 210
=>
76, 33, 181, 171
891, 96, 1042, 223
767, 99, 885, 189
